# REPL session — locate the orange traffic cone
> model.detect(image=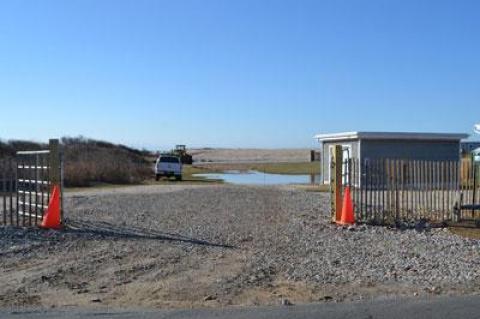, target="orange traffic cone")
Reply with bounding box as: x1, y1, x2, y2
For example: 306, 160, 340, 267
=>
337, 186, 355, 225
41, 185, 62, 229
